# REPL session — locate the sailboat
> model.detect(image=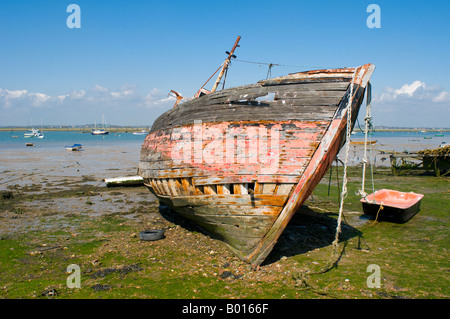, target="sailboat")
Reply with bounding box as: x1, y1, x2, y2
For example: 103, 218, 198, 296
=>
91, 115, 109, 135
138, 37, 375, 266
133, 129, 149, 135
24, 127, 42, 138
37, 126, 44, 138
